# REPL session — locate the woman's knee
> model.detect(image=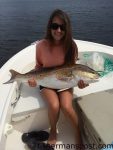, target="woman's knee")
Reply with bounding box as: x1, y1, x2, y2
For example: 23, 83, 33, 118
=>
60, 100, 73, 113
49, 101, 60, 111
41, 88, 60, 110
59, 91, 73, 113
